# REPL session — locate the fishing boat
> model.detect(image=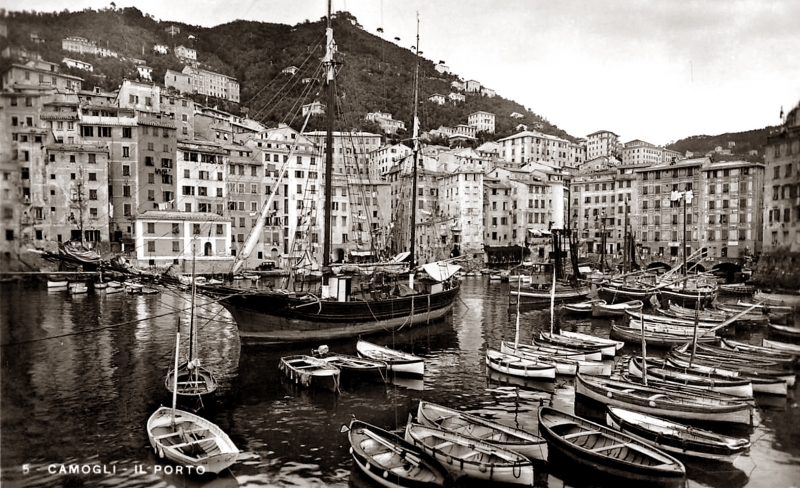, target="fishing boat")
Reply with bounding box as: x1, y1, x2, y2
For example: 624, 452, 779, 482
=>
403, 423, 535, 486
500, 342, 611, 376
661, 356, 788, 396
312, 345, 388, 380
658, 302, 728, 323
166, 247, 218, 404
485, 348, 556, 380
47, 278, 68, 288
279, 355, 340, 392
687, 342, 796, 368
561, 299, 601, 316
558, 331, 624, 354
605, 407, 751, 463
597, 283, 656, 304
768, 322, 800, 339
147, 331, 238, 474
711, 302, 771, 325
762, 338, 800, 354
717, 283, 757, 297
574, 374, 755, 425
591, 299, 643, 318
509, 283, 589, 307
720, 338, 799, 363
216, 6, 460, 345
609, 323, 717, 347
625, 309, 724, 329
665, 354, 795, 391
416, 400, 547, 461
627, 357, 754, 398
356, 340, 424, 376
538, 407, 685, 482
658, 284, 717, 309
344, 419, 449, 488
538, 332, 616, 358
